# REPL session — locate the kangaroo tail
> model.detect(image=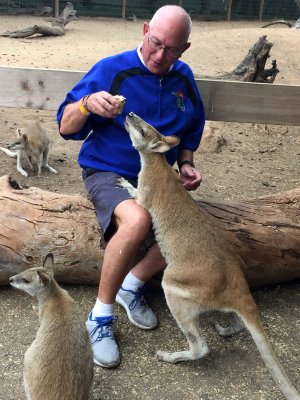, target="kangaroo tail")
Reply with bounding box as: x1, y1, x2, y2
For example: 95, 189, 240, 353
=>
240, 314, 300, 400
